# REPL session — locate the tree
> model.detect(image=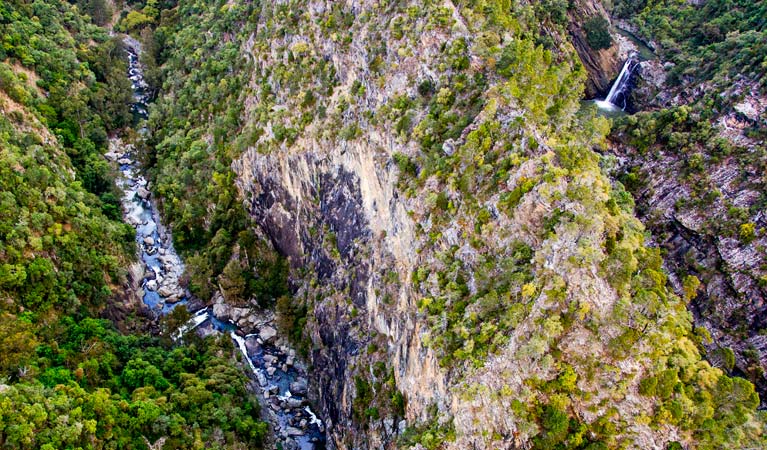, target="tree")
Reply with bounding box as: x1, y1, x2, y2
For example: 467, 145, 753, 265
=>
584, 16, 612, 50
